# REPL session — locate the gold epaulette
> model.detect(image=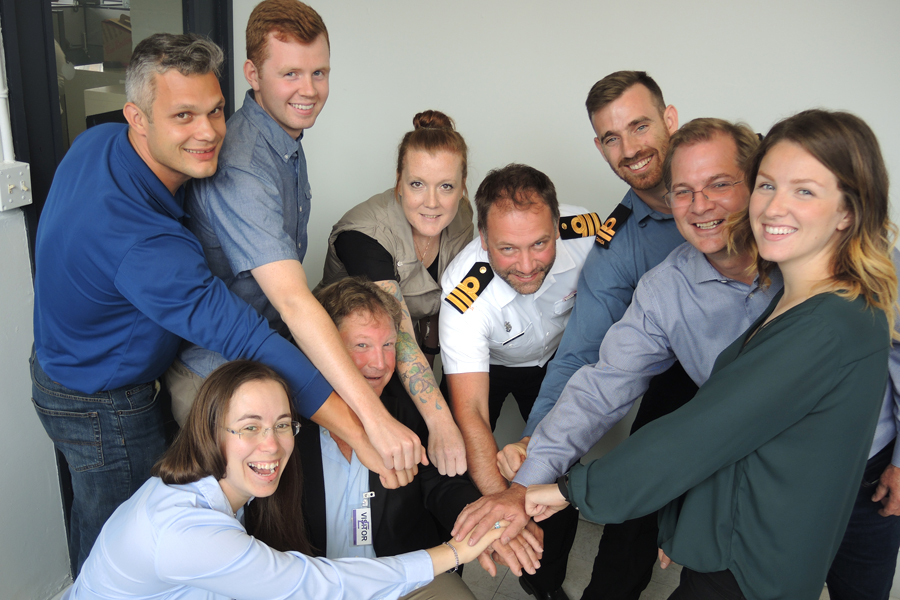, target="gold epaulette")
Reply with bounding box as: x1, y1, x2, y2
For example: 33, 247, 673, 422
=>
444, 262, 493, 314
558, 212, 603, 239
594, 203, 633, 249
